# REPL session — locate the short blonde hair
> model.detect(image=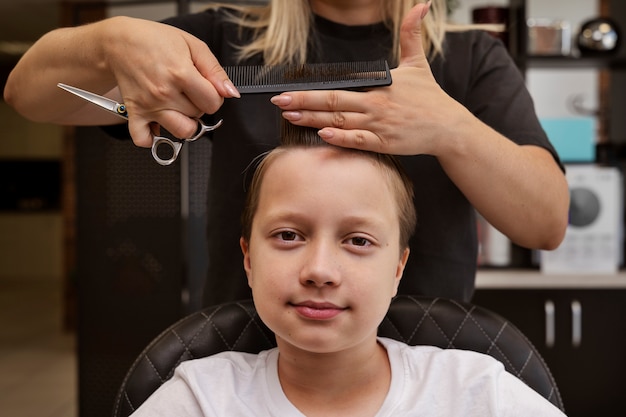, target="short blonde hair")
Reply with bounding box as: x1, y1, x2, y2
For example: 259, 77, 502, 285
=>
241, 123, 417, 250
210, 0, 447, 65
